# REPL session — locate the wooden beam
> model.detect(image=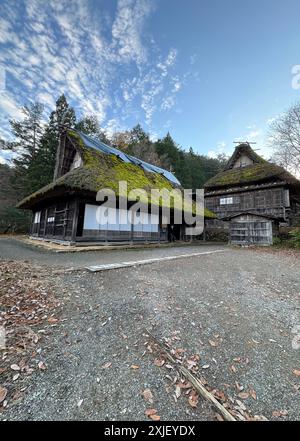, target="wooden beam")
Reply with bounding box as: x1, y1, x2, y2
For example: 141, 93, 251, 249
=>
71, 200, 79, 243
145, 328, 236, 422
